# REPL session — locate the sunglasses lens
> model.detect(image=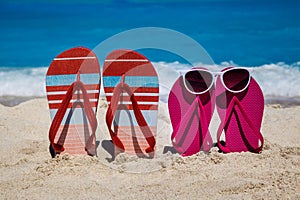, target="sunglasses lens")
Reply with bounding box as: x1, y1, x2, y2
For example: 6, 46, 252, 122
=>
184, 70, 213, 94
223, 68, 250, 92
